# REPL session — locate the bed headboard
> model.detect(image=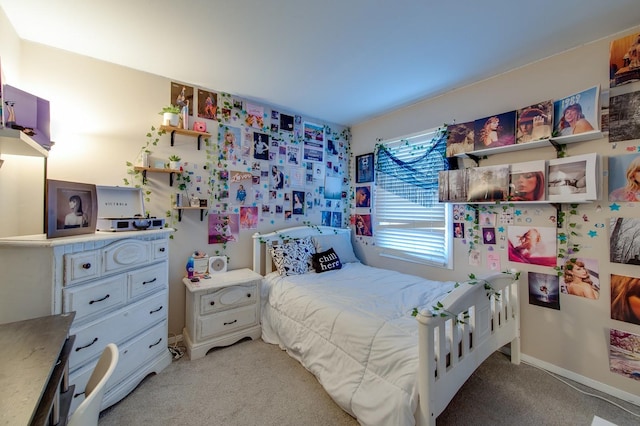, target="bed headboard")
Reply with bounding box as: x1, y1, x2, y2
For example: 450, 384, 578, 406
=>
252, 226, 352, 276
